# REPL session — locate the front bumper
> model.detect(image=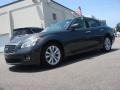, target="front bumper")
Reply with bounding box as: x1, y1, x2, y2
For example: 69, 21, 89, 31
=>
4, 47, 41, 65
